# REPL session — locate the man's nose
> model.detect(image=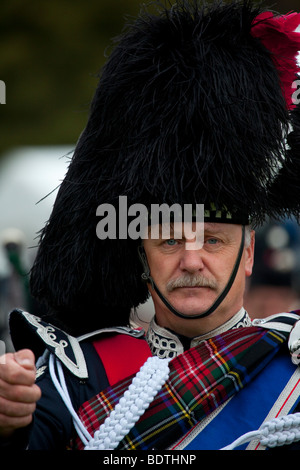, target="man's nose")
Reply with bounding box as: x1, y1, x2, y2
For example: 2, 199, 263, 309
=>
179, 248, 205, 273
